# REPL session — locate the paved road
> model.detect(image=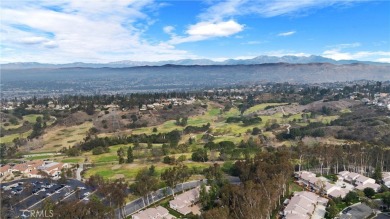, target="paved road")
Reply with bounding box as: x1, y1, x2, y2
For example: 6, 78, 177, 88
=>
76, 163, 83, 181
115, 180, 205, 219
376, 213, 390, 219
